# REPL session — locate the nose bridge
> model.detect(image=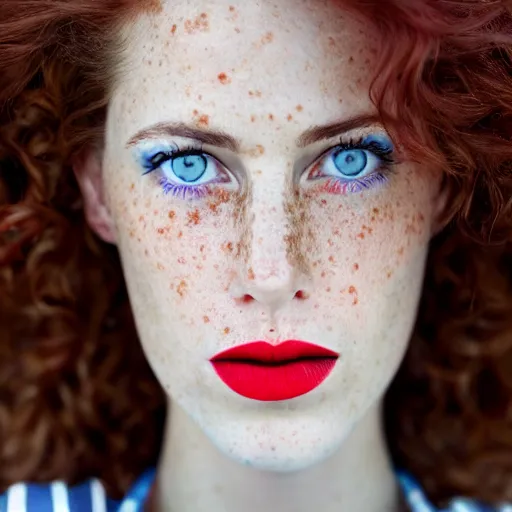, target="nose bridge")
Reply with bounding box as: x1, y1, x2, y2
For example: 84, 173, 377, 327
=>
240, 168, 304, 311
250, 188, 290, 280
